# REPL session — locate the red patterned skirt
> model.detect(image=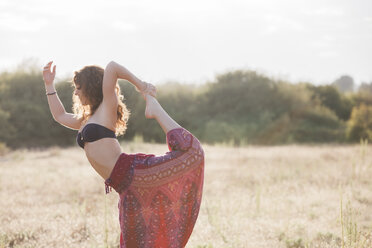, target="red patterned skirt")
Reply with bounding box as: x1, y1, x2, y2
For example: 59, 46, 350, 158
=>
105, 128, 205, 248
